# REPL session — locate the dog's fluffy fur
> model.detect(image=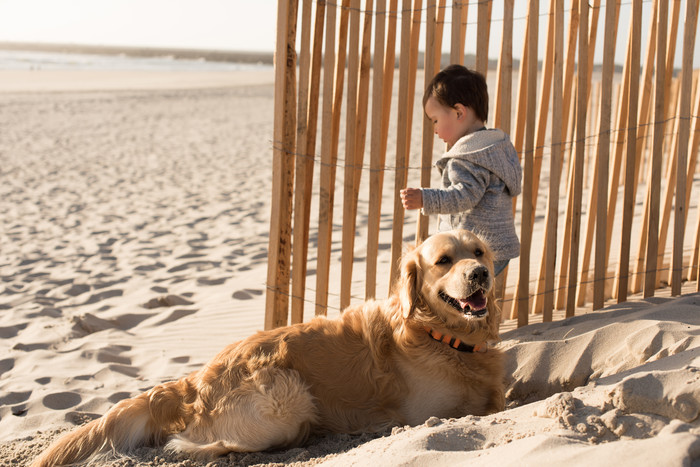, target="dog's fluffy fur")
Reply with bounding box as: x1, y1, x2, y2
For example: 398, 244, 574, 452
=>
32, 230, 505, 466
